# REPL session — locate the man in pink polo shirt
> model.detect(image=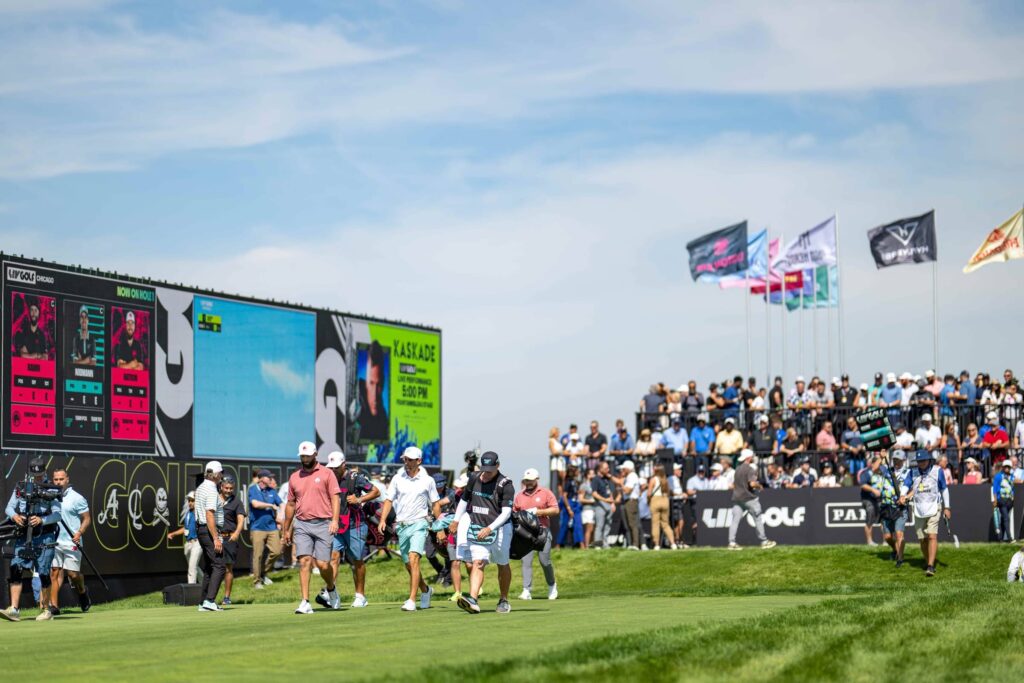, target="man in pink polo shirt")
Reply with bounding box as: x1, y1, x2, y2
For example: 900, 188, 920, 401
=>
513, 468, 560, 601
283, 441, 341, 615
